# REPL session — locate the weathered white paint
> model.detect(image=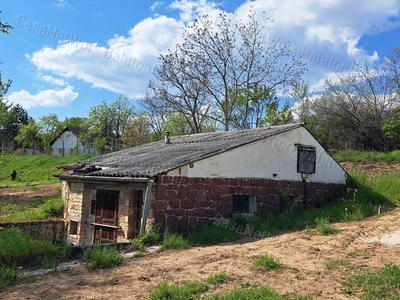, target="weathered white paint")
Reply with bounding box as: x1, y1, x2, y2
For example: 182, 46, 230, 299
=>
51, 130, 92, 155
167, 127, 347, 184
